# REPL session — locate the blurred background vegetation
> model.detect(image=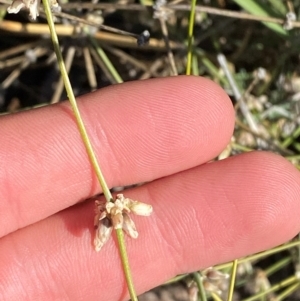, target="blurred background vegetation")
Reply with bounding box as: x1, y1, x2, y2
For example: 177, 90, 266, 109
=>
1, 0, 300, 300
